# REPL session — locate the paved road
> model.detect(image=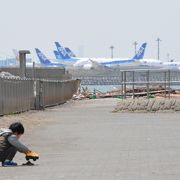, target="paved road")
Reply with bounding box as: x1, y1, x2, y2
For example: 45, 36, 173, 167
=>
1, 98, 180, 180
